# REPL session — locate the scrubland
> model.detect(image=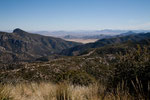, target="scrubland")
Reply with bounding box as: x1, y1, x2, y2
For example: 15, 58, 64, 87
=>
0, 46, 150, 100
